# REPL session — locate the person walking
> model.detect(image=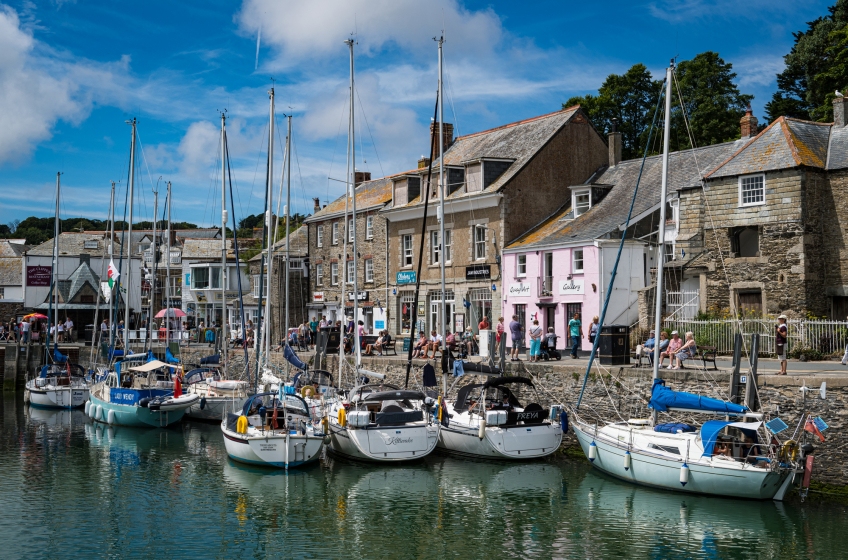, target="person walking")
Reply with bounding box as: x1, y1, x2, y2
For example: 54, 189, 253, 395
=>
776, 314, 788, 375
528, 319, 543, 362
588, 315, 600, 345
568, 312, 583, 359
309, 316, 319, 347
509, 315, 522, 361
64, 317, 74, 342
21, 318, 31, 344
